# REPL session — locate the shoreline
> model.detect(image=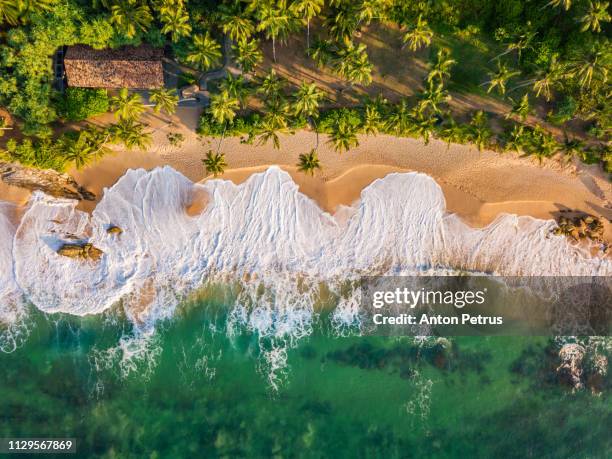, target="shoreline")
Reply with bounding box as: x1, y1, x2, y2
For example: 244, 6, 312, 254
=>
1, 125, 611, 243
